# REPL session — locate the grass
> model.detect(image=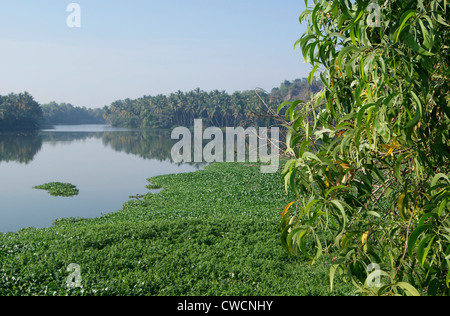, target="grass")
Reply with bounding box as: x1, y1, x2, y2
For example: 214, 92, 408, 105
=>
33, 182, 79, 197
0, 162, 353, 296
